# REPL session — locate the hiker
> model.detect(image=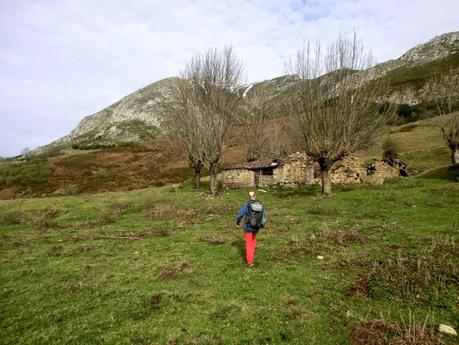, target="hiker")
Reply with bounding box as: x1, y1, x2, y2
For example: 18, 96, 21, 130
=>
235, 191, 267, 267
